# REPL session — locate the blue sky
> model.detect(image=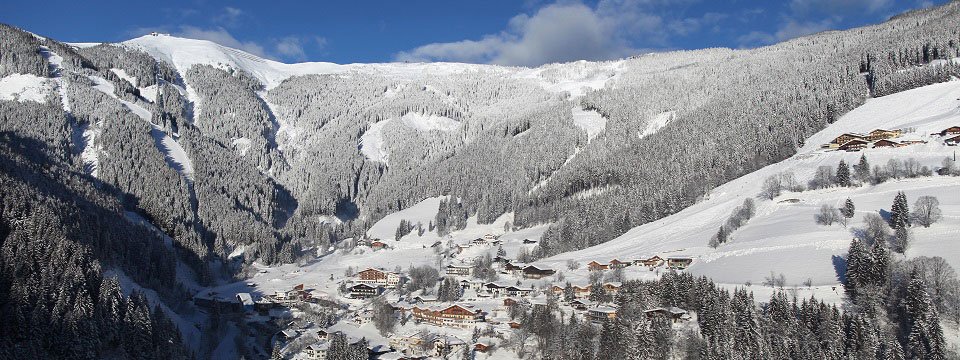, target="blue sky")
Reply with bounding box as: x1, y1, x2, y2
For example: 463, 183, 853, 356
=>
2, 0, 946, 66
